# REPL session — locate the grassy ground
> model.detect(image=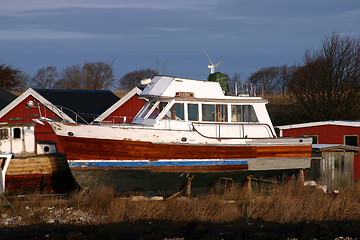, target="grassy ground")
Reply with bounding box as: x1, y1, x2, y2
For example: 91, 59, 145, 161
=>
2, 181, 360, 226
